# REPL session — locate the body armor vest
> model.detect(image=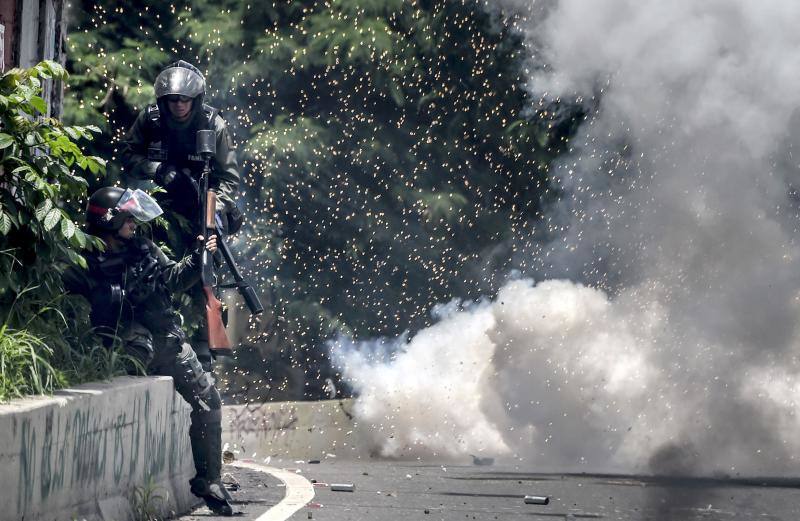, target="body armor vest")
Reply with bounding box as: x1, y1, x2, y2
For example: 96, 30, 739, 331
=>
86, 237, 180, 335
145, 103, 221, 221
145, 103, 218, 170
